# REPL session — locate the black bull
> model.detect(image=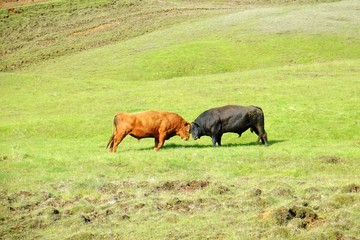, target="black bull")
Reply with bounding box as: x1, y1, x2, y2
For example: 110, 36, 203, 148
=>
190, 105, 268, 147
